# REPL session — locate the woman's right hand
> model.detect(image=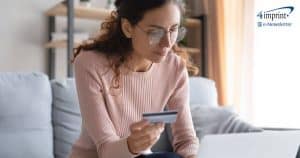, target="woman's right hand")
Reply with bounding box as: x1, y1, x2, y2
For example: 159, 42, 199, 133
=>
127, 120, 165, 154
